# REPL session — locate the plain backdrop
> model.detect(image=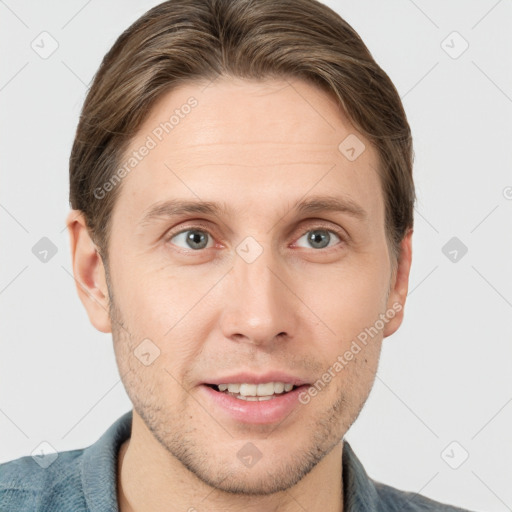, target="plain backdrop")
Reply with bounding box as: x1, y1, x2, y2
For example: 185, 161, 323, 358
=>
1, 1, 511, 511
